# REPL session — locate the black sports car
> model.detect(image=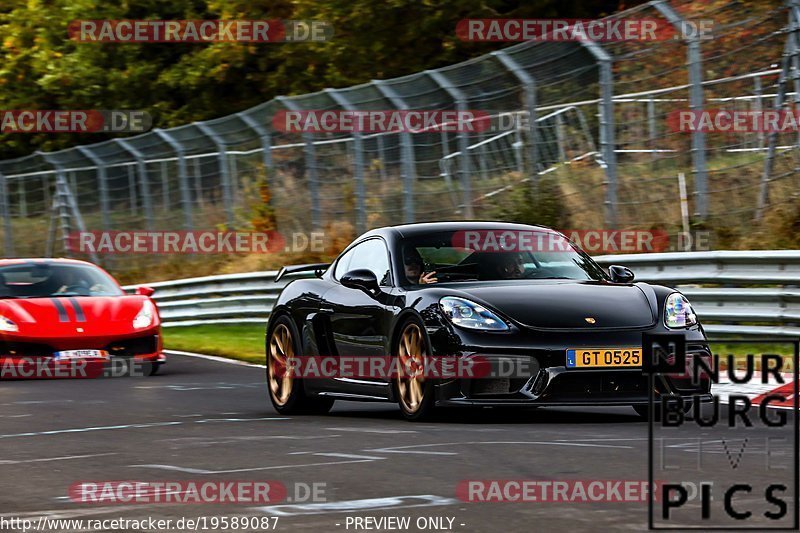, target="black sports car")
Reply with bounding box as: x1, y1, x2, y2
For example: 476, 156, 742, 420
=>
265, 222, 711, 421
